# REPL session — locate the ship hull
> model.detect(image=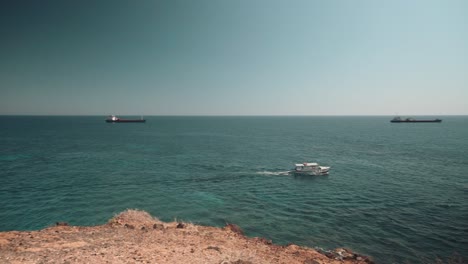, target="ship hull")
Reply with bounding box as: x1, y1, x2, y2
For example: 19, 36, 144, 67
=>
106, 120, 146, 123
390, 120, 441, 123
